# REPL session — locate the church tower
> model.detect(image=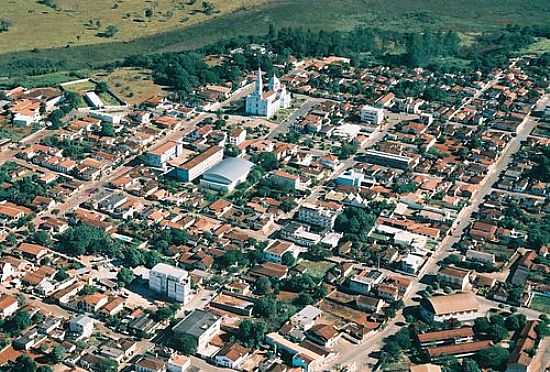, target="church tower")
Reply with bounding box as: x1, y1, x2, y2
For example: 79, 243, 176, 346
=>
255, 68, 263, 96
